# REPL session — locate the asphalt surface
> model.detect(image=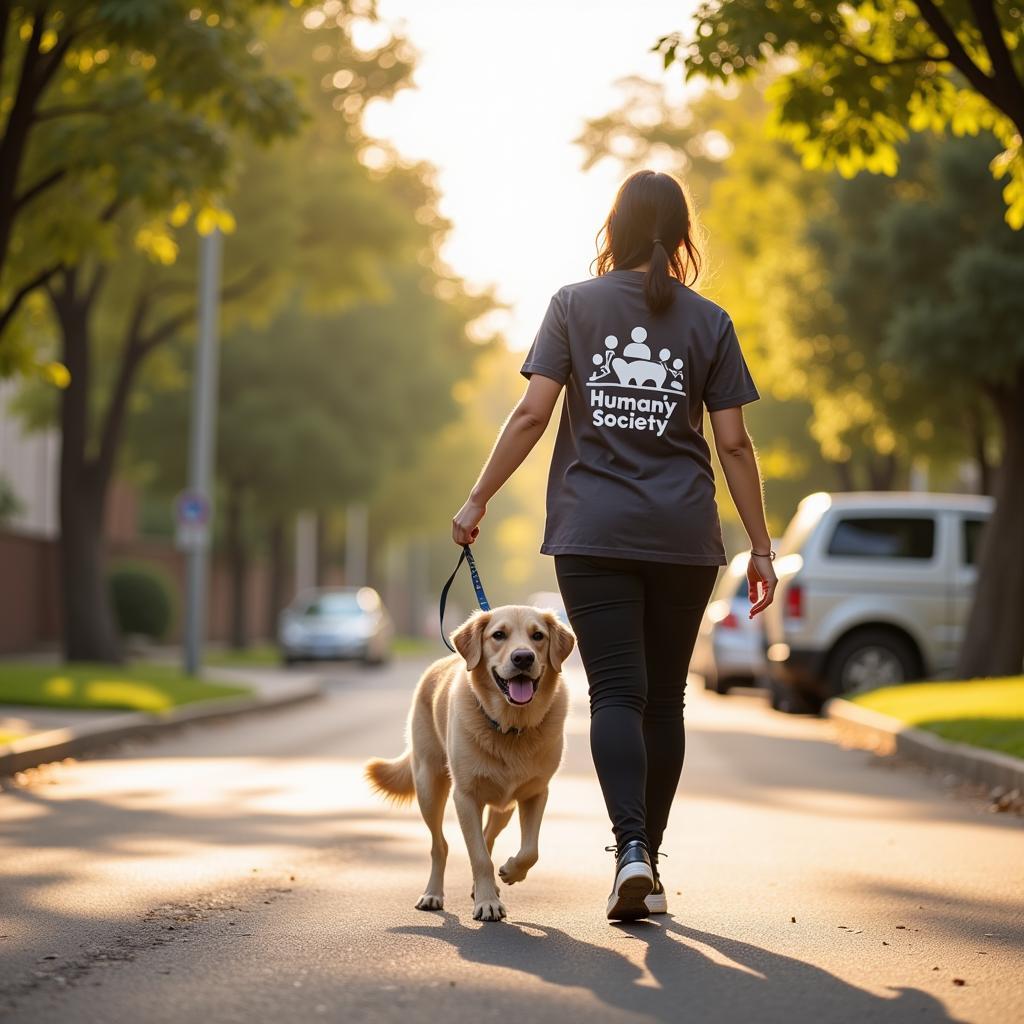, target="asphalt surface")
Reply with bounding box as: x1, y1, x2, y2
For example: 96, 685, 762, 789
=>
1, 655, 1021, 1024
